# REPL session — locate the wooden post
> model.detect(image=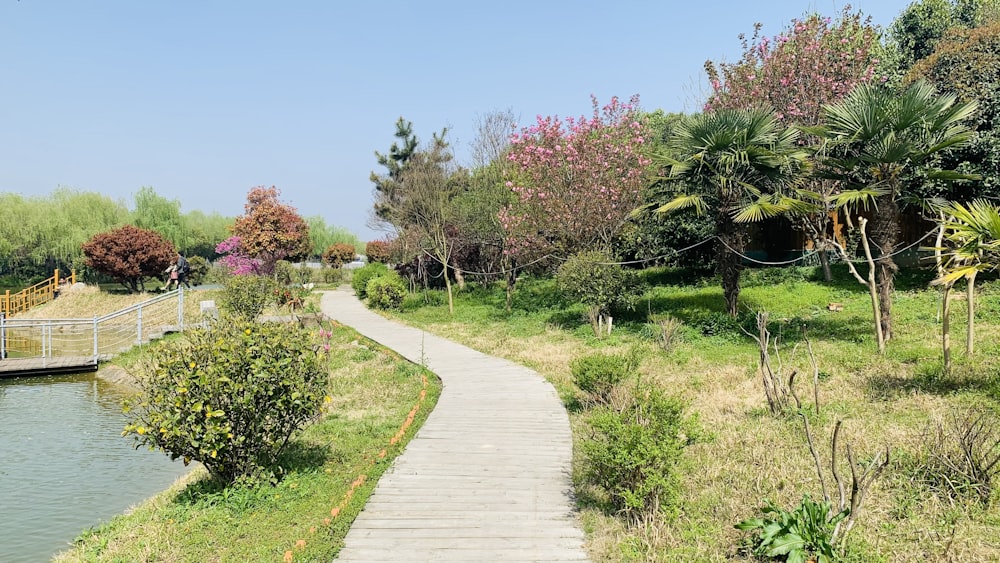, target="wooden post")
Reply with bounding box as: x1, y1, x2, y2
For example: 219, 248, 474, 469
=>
71, 269, 76, 284
2, 290, 8, 315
